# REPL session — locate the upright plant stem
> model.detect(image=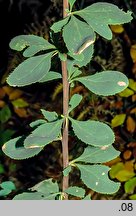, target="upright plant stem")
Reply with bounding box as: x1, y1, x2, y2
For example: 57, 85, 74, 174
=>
61, 0, 69, 200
